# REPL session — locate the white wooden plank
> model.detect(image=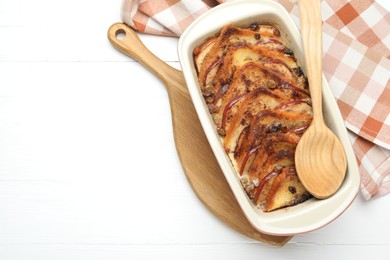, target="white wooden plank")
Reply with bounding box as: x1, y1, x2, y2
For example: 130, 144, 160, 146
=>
293, 195, 390, 244
0, 61, 389, 248
0, 26, 179, 62
1, 181, 389, 245
0, 61, 247, 244
0, 181, 243, 244
0, 0, 179, 62
0, 244, 389, 260
0, 0, 389, 259
0, 0, 122, 27
0, 62, 175, 180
